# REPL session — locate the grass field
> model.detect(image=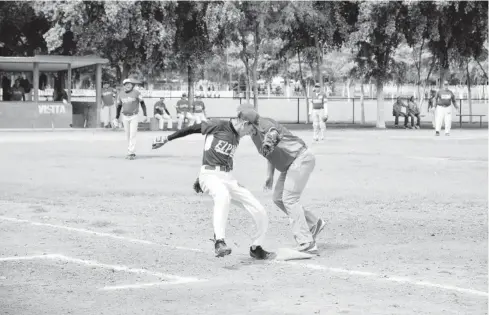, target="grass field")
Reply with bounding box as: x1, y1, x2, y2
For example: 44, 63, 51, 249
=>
0, 127, 487, 315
